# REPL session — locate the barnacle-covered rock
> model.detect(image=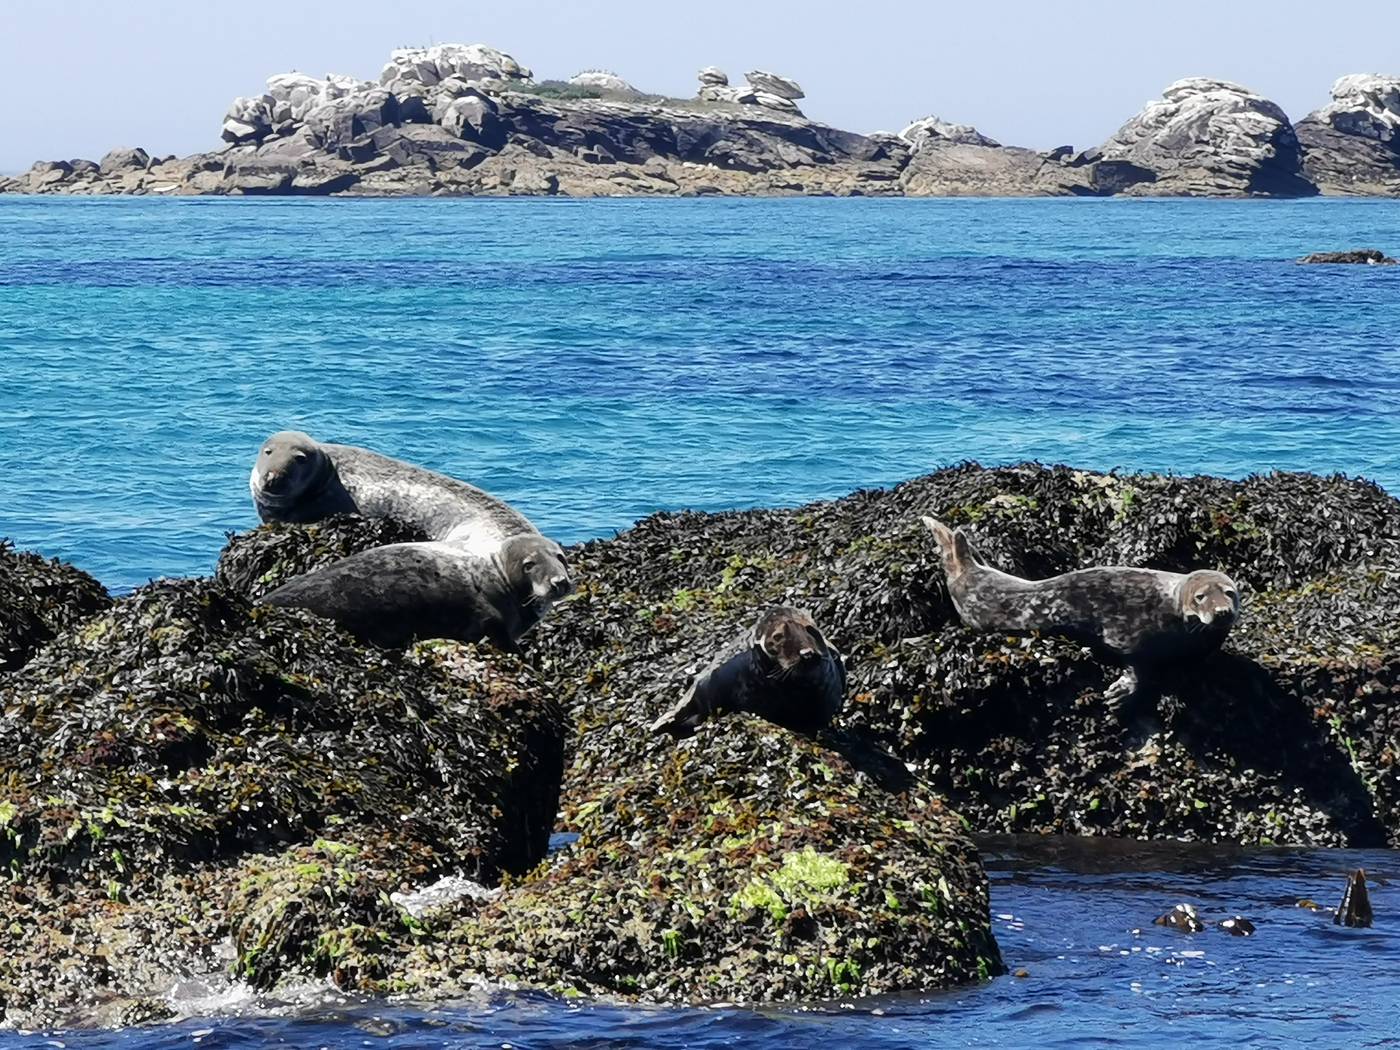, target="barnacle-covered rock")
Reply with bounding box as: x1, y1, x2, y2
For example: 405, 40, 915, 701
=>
0, 538, 110, 673
0, 577, 564, 1025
